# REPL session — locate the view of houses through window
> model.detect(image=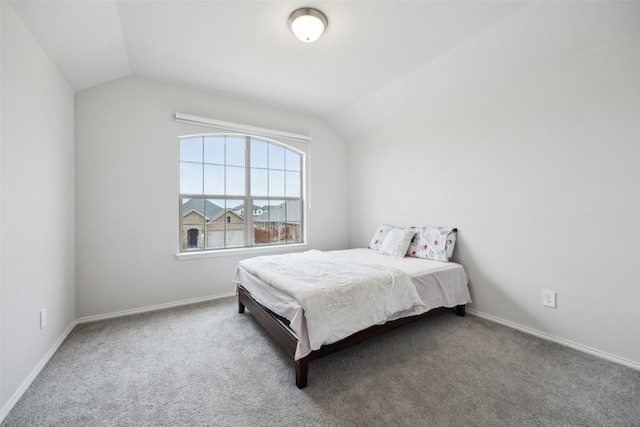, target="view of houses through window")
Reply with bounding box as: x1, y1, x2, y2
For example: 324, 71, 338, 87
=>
179, 134, 303, 251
